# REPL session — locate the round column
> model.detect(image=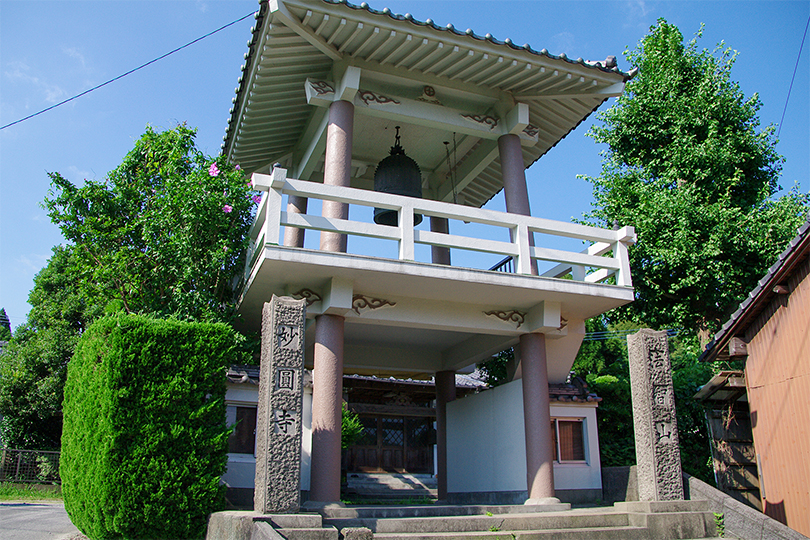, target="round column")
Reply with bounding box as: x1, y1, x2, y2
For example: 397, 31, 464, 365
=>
309, 313, 345, 503
520, 332, 557, 502
284, 195, 308, 247
320, 99, 354, 253
435, 370, 456, 500
499, 133, 537, 275
430, 216, 451, 265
